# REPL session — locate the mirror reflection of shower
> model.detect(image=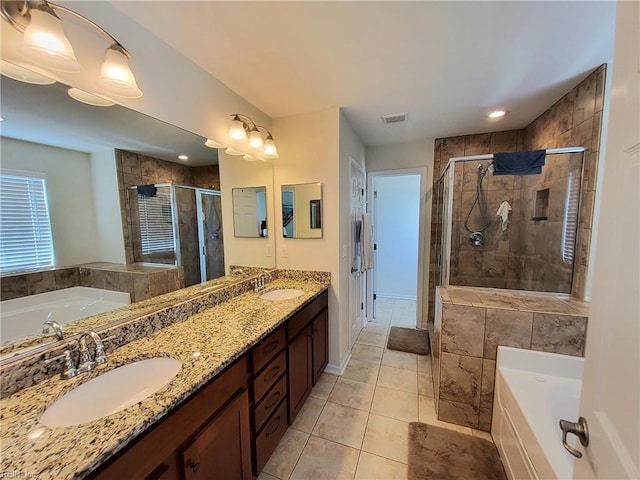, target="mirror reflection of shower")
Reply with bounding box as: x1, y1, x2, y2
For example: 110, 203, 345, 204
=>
127, 183, 225, 287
